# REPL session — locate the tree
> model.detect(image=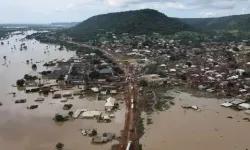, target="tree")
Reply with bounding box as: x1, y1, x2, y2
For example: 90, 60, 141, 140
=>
228, 62, 238, 69
139, 80, 148, 87
186, 61, 192, 67
58, 75, 64, 81
68, 111, 73, 117
84, 74, 89, 89
92, 59, 101, 64
169, 54, 177, 61
89, 70, 100, 79
24, 74, 37, 80
32, 64, 37, 69
54, 114, 65, 122
103, 133, 108, 137
56, 142, 64, 150
16, 79, 25, 87
242, 71, 250, 78
91, 129, 97, 136
180, 73, 187, 81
